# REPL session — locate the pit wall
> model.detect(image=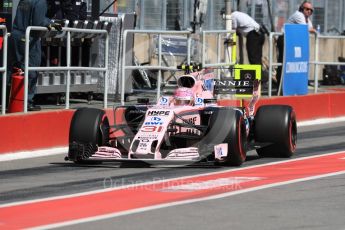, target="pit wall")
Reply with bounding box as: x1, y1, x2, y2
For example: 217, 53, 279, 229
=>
1, 91, 345, 154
